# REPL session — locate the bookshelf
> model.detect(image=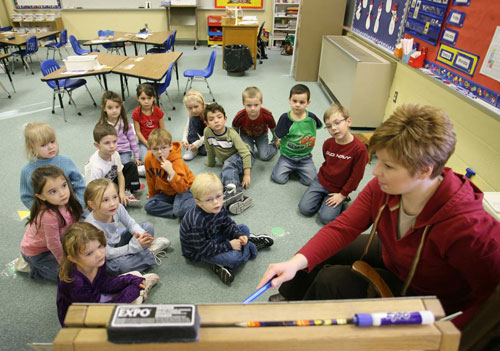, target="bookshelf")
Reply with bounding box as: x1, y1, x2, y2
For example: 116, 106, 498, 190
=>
271, 0, 300, 48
